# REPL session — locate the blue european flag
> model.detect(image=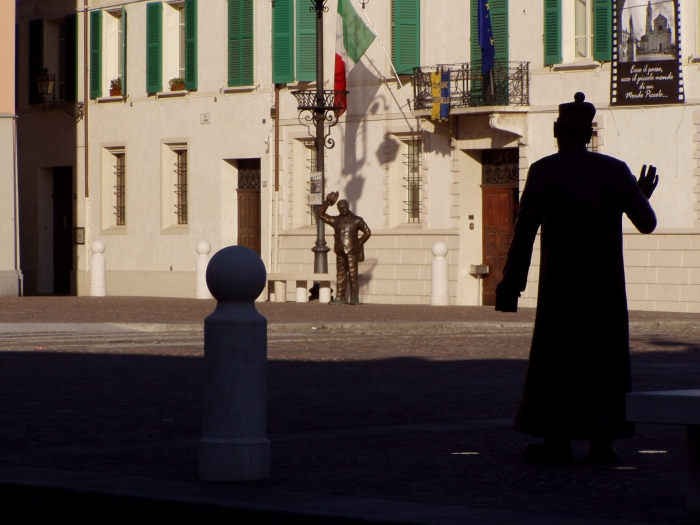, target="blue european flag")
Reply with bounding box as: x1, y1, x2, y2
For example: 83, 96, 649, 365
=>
478, 0, 495, 74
